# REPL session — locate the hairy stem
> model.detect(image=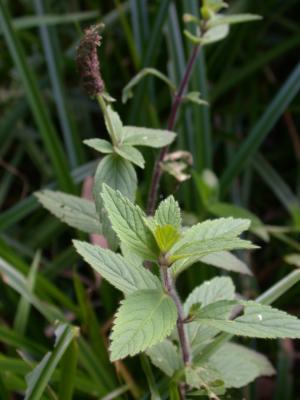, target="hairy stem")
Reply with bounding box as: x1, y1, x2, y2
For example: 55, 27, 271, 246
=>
147, 45, 200, 215
161, 263, 191, 365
